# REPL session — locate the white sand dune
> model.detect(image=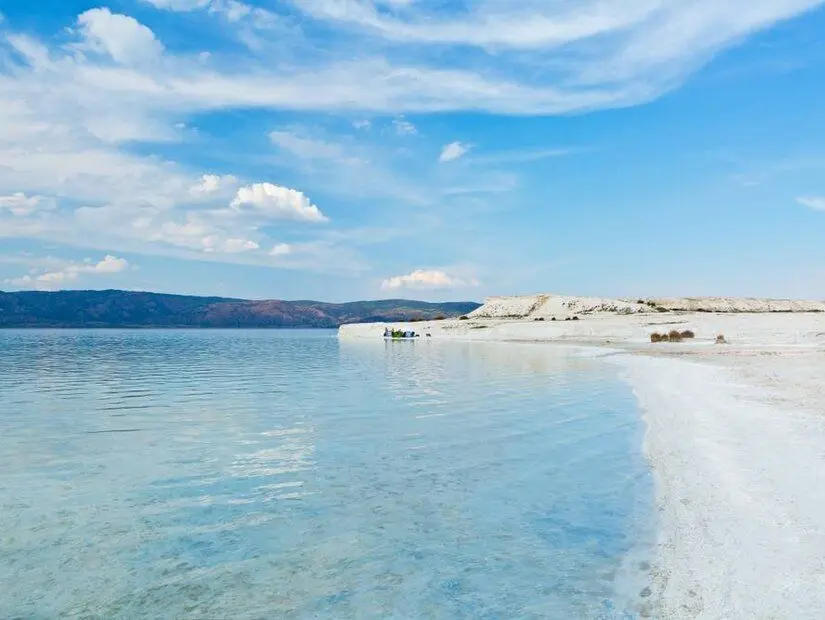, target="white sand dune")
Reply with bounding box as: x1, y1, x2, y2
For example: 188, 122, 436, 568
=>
340, 295, 825, 617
